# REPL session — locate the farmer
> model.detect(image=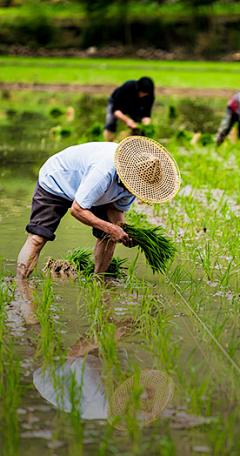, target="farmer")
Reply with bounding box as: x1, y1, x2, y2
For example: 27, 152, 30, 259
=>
104, 77, 155, 141
215, 92, 240, 145
16, 136, 180, 279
